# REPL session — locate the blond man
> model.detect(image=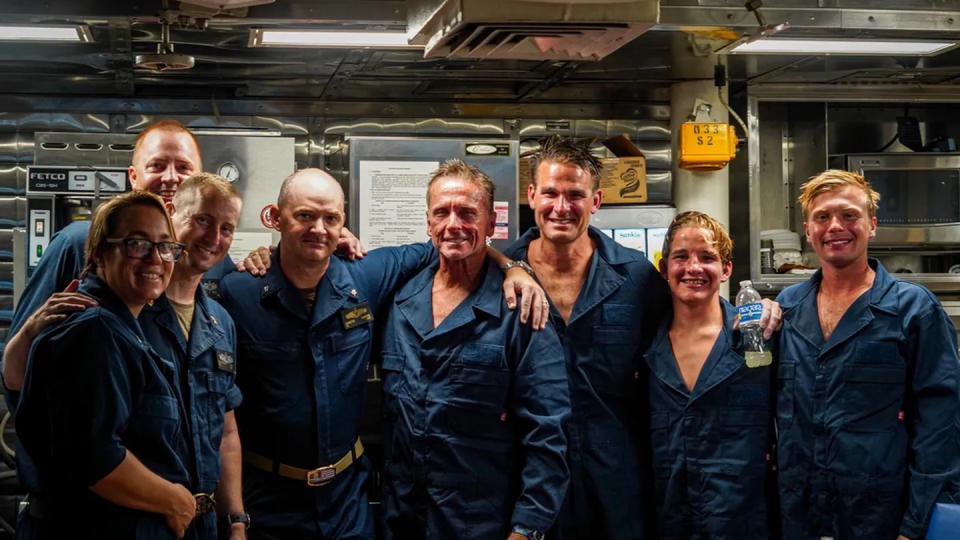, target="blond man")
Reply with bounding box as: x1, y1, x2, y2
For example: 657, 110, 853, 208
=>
775, 170, 960, 539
